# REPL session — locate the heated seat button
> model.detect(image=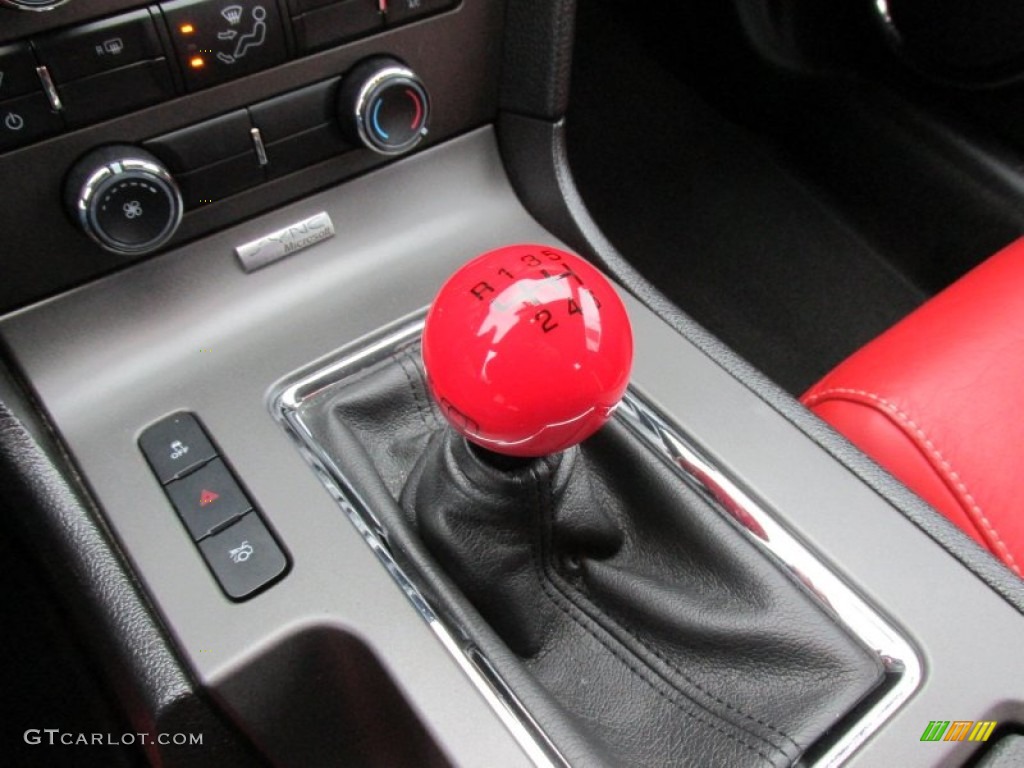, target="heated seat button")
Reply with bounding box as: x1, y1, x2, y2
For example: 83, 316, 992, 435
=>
161, 0, 288, 91
166, 458, 252, 540
139, 412, 218, 483
34, 9, 164, 84
0, 43, 42, 100
0, 91, 63, 151
198, 512, 287, 600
